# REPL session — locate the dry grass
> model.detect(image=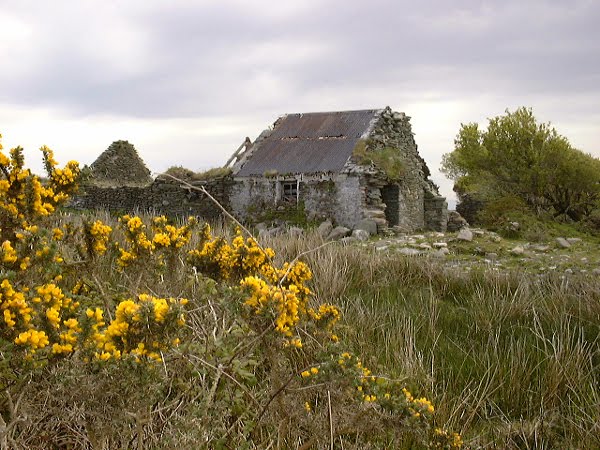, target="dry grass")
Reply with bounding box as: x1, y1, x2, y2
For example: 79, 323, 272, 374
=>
263, 229, 600, 448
